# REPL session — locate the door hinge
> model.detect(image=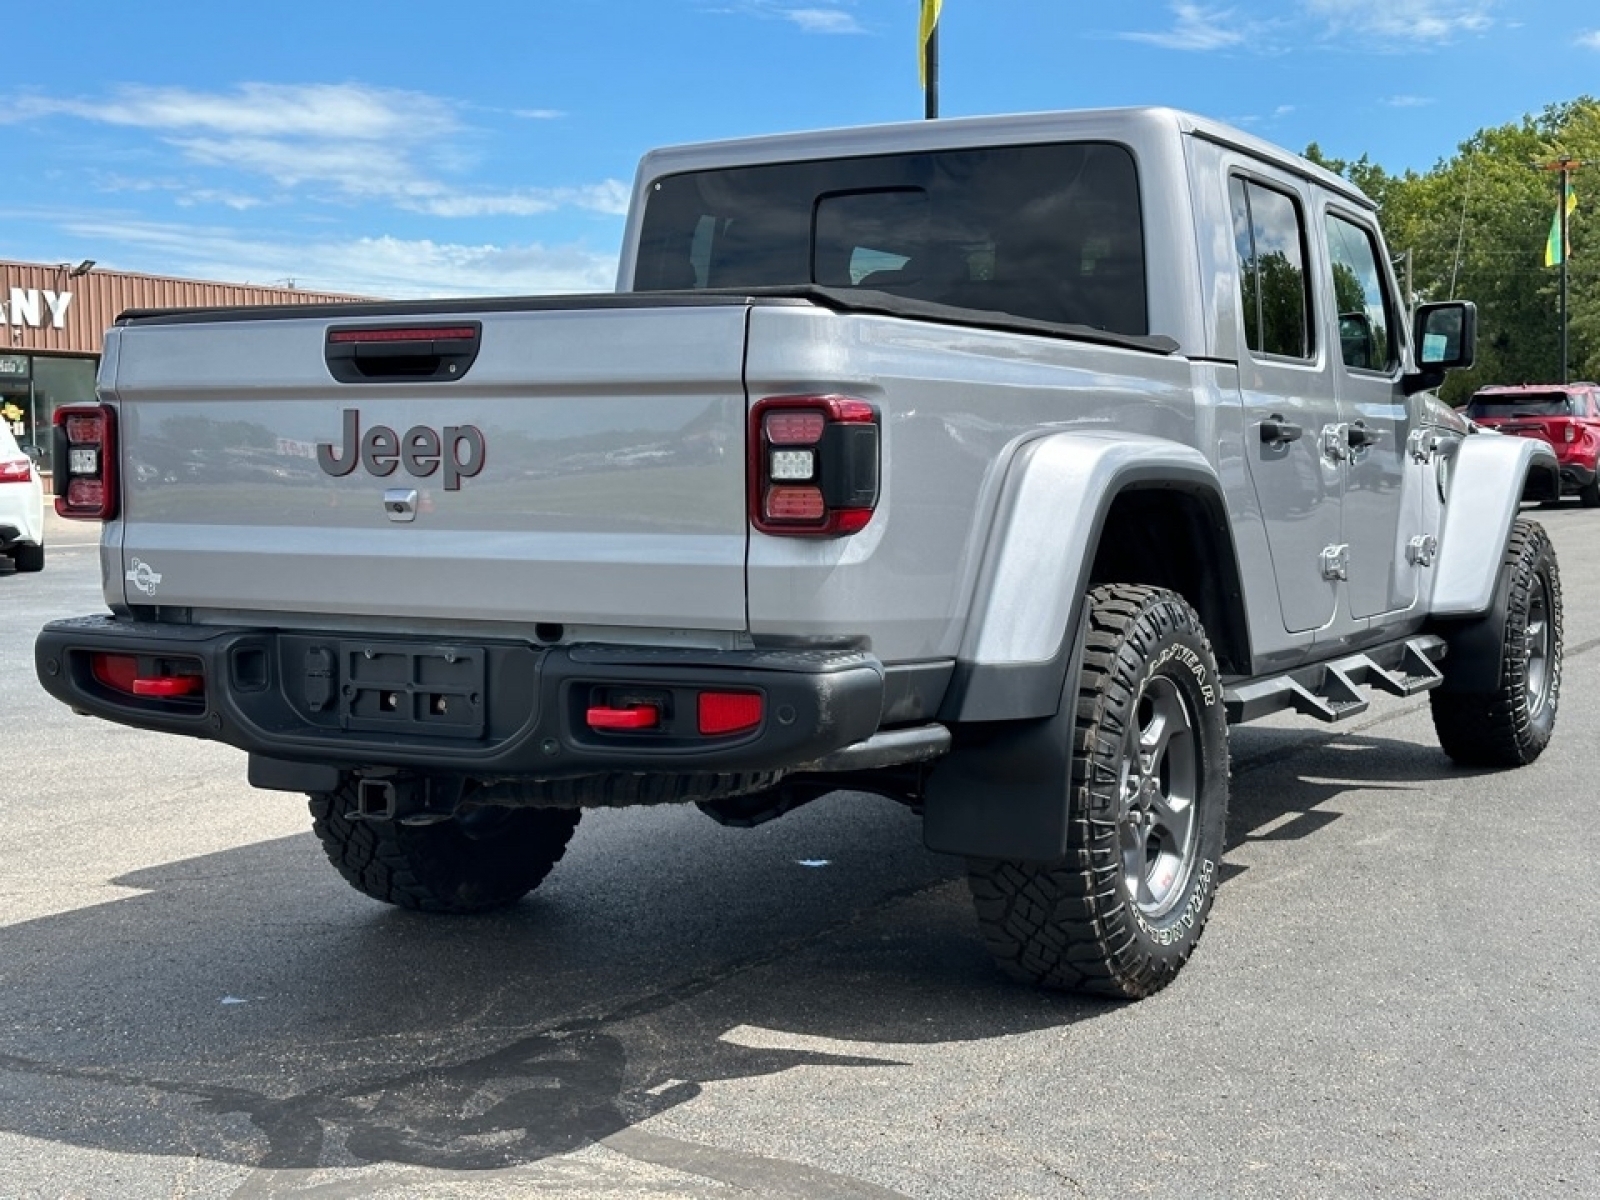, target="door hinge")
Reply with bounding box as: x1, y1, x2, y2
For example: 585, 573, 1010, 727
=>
1407, 429, 1440, 464
1406, 534, 1438, 567
1320, 544, 1350, 581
